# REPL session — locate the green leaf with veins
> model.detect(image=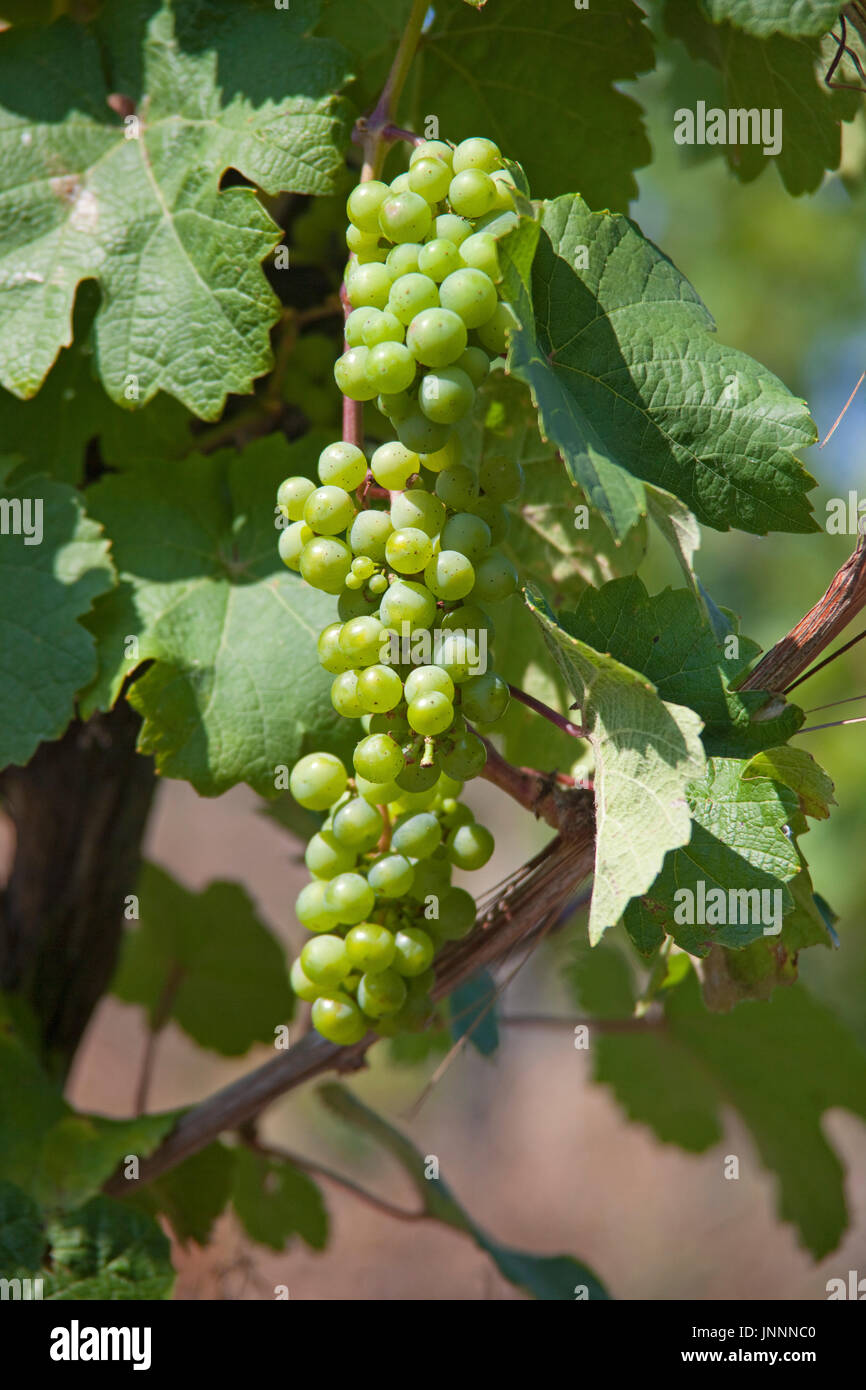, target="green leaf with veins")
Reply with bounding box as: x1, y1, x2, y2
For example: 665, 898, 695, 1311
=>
319, 1083, 609, 1299
0, 0, 350, 417
0, 462, 115, 771
742, 745, 835, 820
663, 0, 861, 195
43, 1197, 174, 1299
526, 585, 706, 943
112, 862, 293, 1056
132, 1143, 236, 1247
704, 0, 844, 41
0, 1182, 45, 1272
501, 197, 818, 540
232, 1147, 328, 1252
81, 435, 354, 796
